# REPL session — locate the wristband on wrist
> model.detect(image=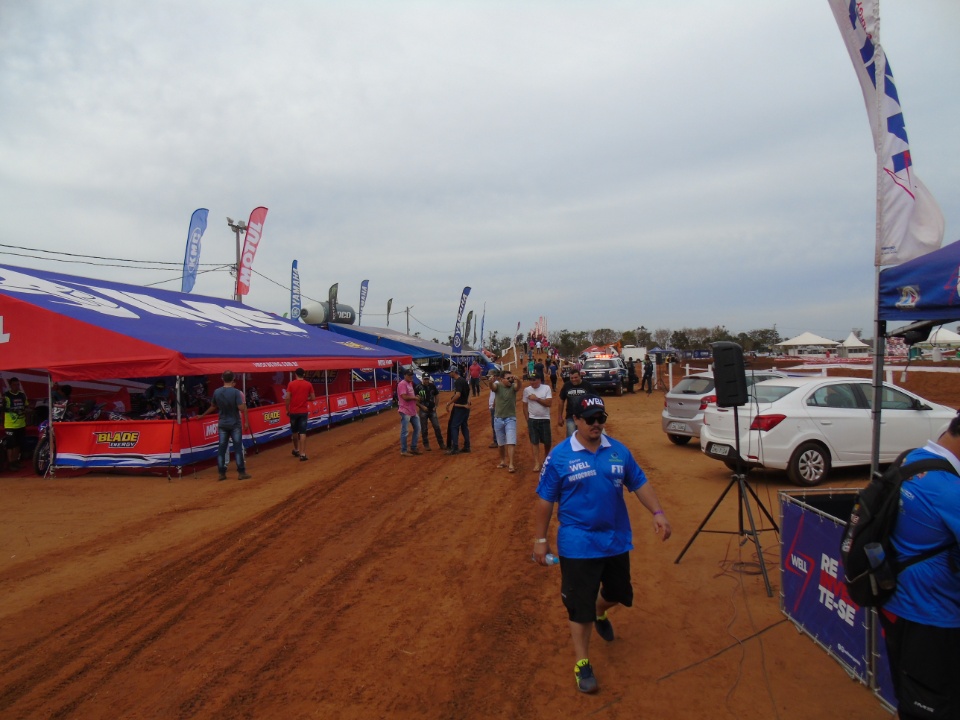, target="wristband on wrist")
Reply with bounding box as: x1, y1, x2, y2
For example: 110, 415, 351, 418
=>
653, 510, 664, 516
534, 538, 547, 543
